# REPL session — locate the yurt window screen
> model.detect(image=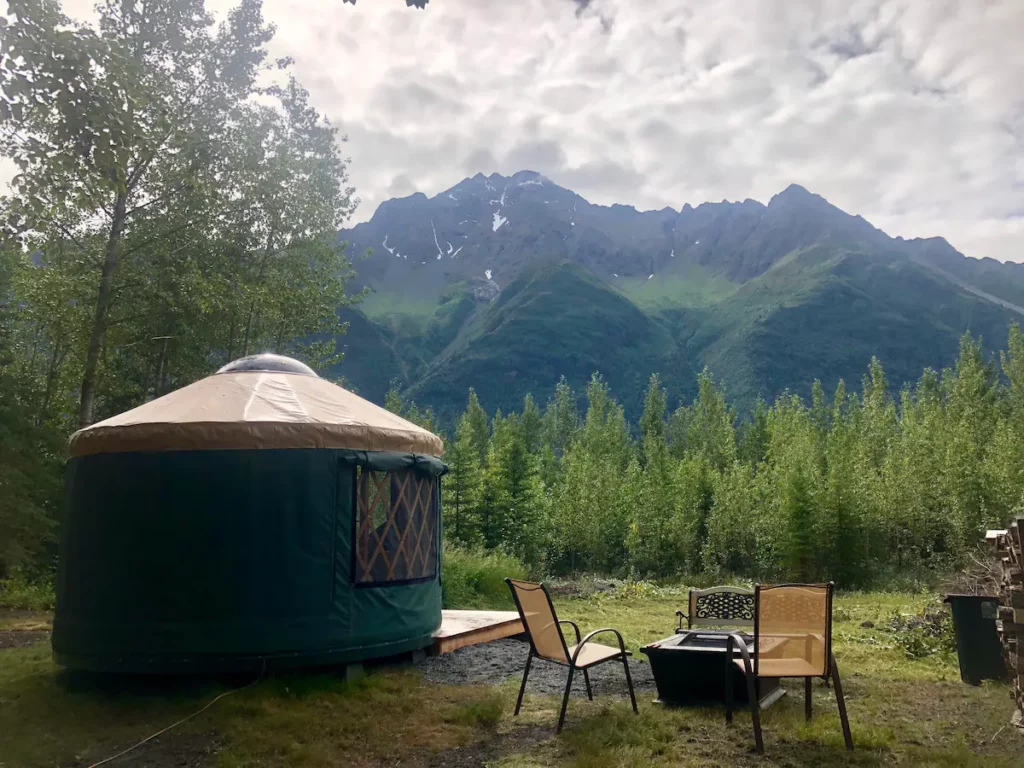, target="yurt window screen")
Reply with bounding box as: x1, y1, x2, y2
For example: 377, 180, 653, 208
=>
353, 467, 438, 586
